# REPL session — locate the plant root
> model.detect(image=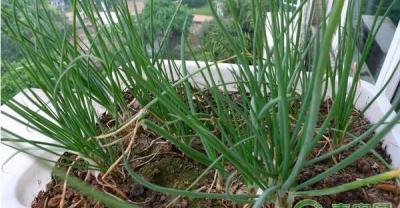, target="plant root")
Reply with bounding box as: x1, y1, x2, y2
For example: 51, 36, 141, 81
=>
102, 120, 141, 179
95, 109, 146, 140
95, 175, 129, 200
